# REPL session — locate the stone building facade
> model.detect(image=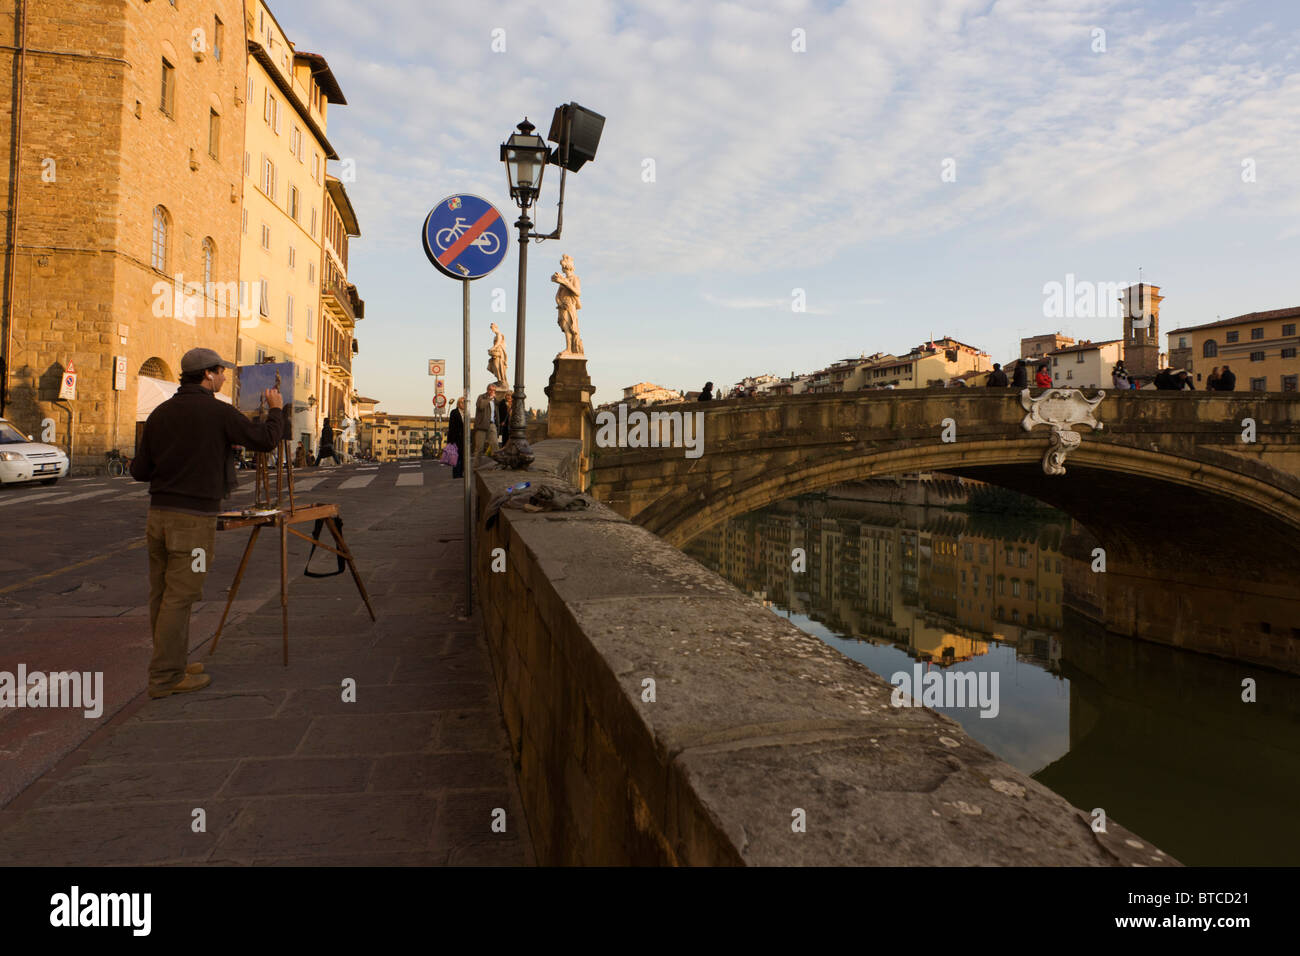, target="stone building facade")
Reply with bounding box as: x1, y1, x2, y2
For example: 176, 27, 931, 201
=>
0, 0, 247, 467
1167, 305, 1300, 391
318, 173, 361, 454
239, 0, 351, 455
358, 412, 444, 462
